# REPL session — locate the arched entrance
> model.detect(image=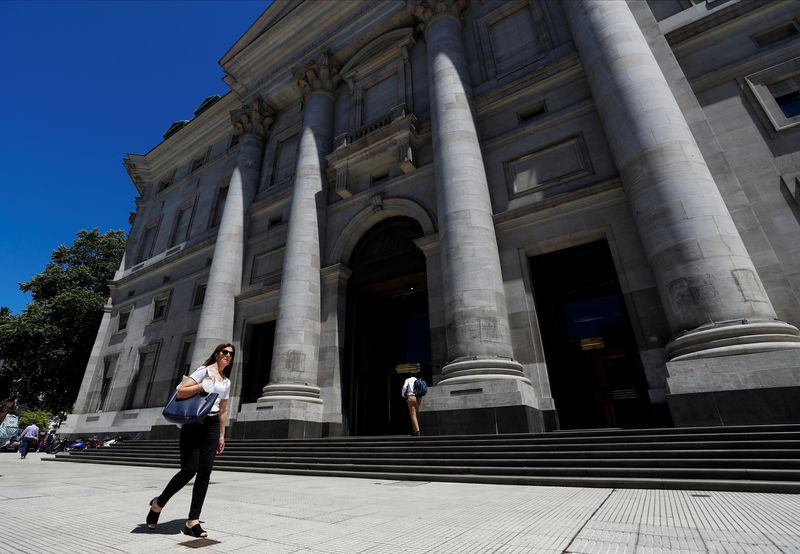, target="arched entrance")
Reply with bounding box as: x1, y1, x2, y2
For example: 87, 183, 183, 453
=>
343, 217, 432, 436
